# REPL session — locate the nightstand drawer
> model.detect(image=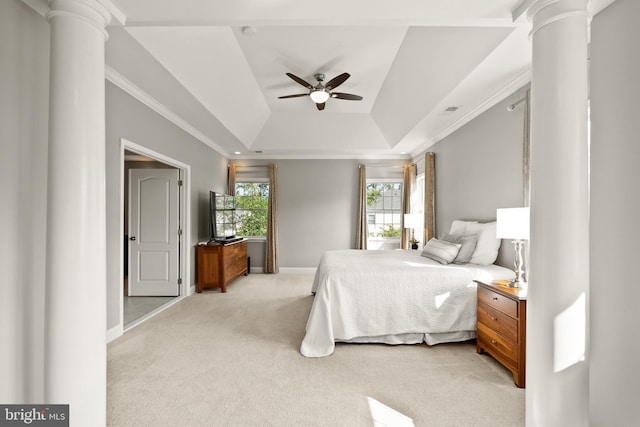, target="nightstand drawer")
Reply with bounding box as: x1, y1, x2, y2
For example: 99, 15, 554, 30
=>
477, 301, 518, 343
477, 322, 517, 366
477, 286, 518, 318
